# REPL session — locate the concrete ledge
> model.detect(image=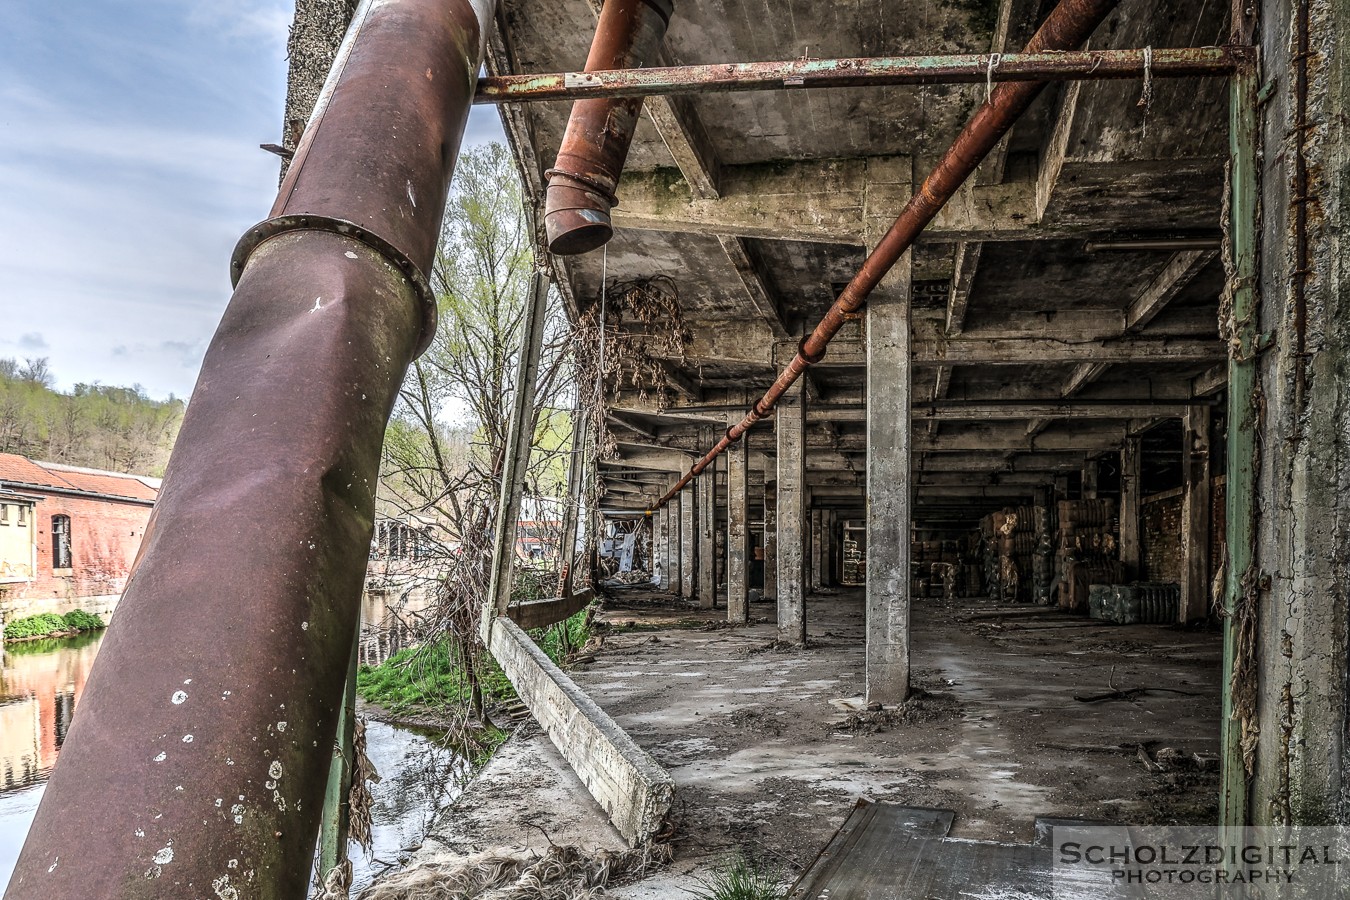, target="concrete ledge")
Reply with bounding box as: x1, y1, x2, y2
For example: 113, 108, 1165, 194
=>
505, 588, 595, 630
488, 617, 674, 846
